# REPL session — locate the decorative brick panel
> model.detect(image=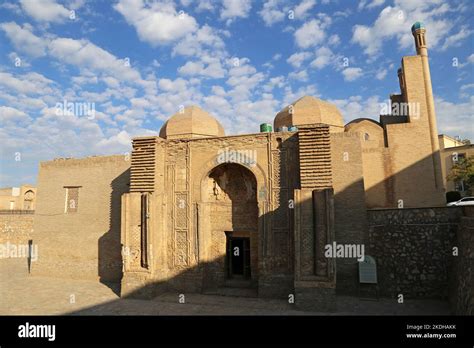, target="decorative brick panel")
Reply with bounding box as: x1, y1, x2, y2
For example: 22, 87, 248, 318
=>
297, 124, 332, 189
130, 137, 156, 192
